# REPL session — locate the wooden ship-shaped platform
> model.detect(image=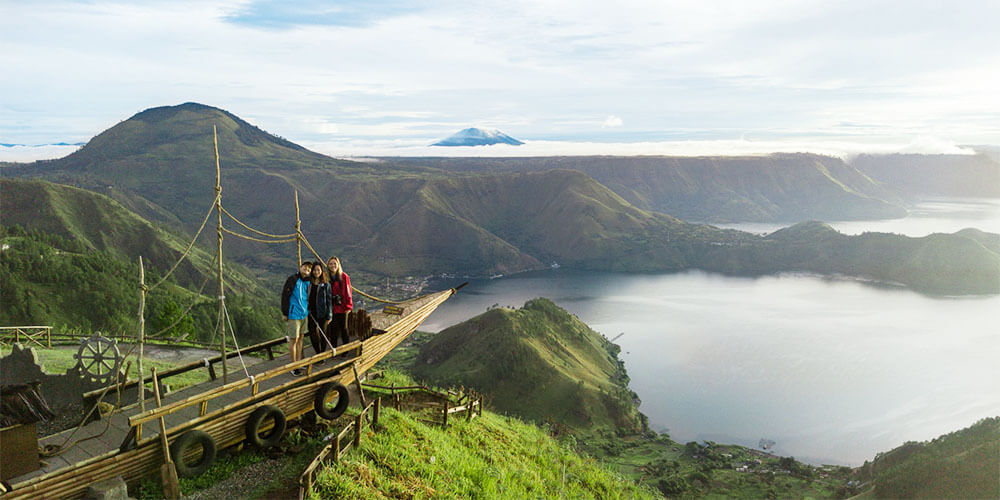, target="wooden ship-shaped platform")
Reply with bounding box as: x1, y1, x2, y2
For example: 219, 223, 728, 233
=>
1, 289, 456, 499
0, 128, 461, 499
